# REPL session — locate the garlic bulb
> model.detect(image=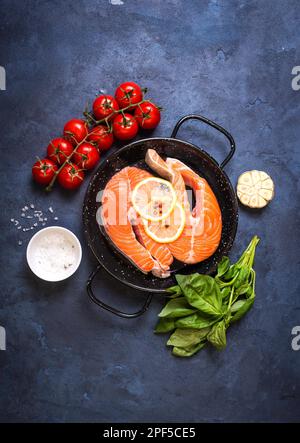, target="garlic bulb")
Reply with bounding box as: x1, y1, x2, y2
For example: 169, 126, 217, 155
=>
237, 170, 274, 208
